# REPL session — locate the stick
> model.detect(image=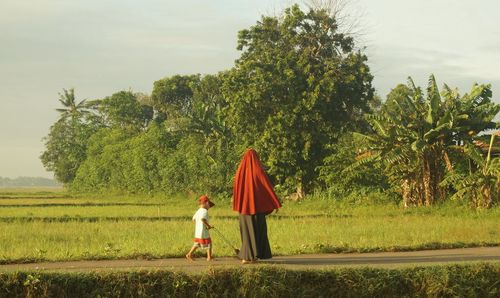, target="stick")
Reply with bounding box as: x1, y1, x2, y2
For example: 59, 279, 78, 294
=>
211, 227, 239, 254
